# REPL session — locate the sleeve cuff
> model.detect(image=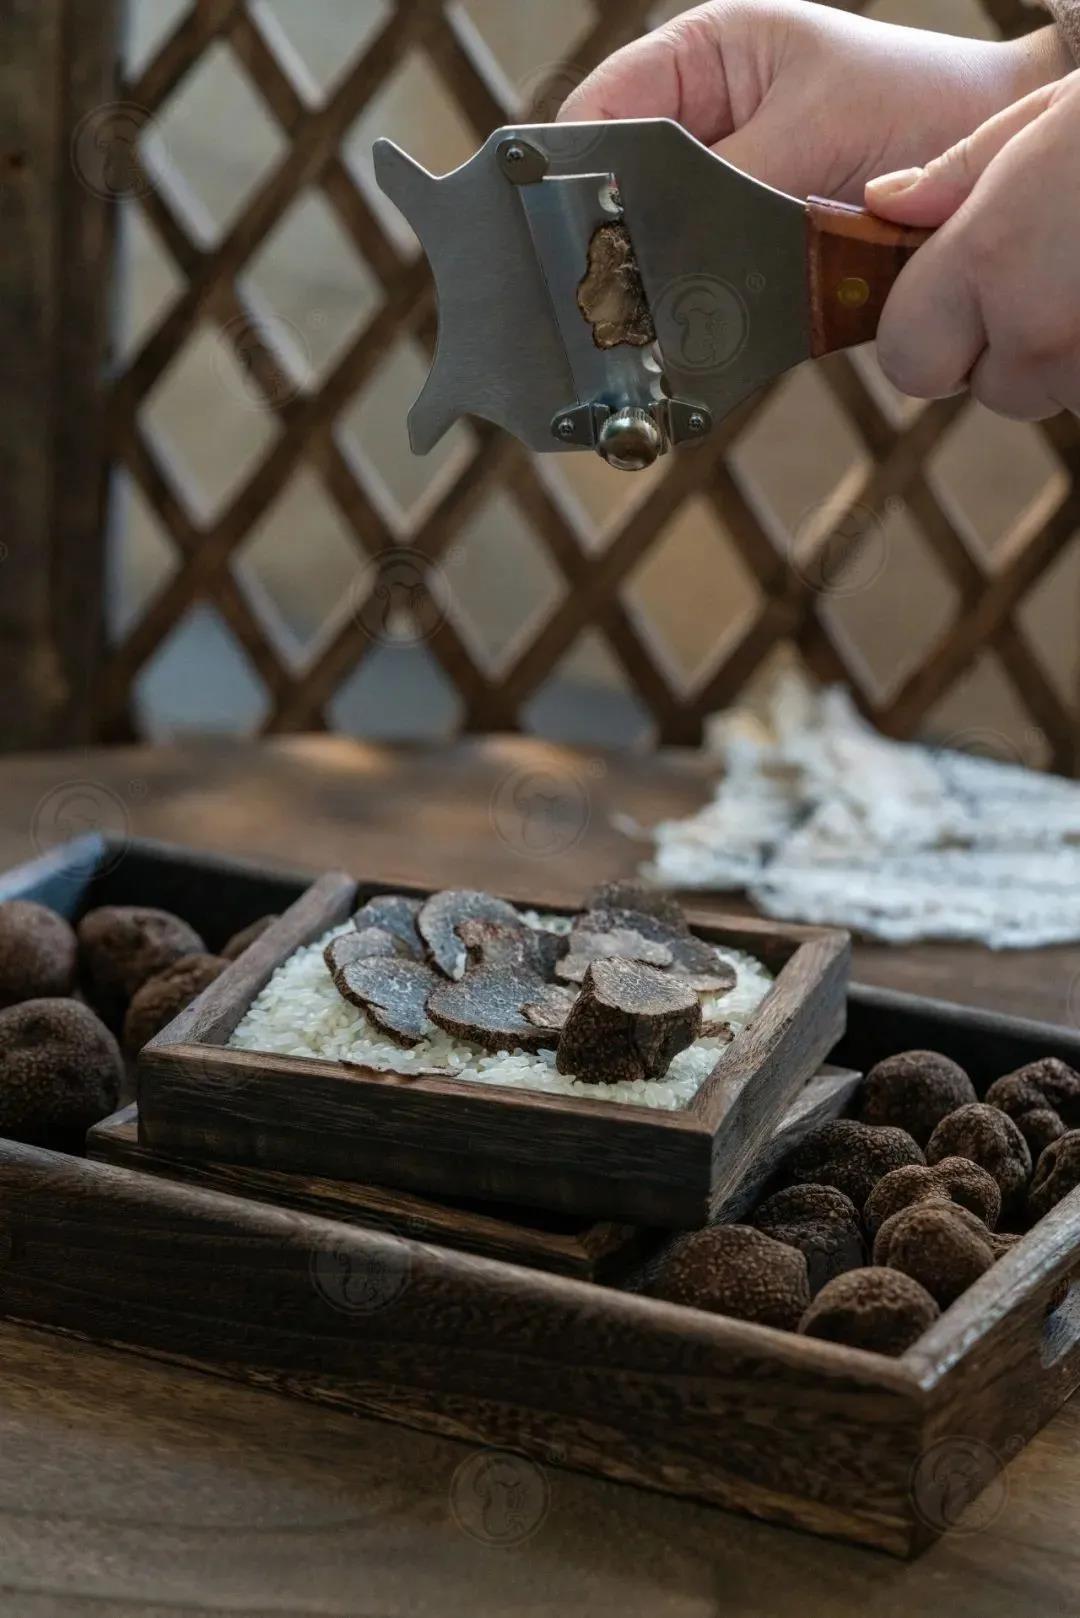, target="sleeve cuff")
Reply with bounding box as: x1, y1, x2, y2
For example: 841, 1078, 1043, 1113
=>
1045, 0, 1080, 64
